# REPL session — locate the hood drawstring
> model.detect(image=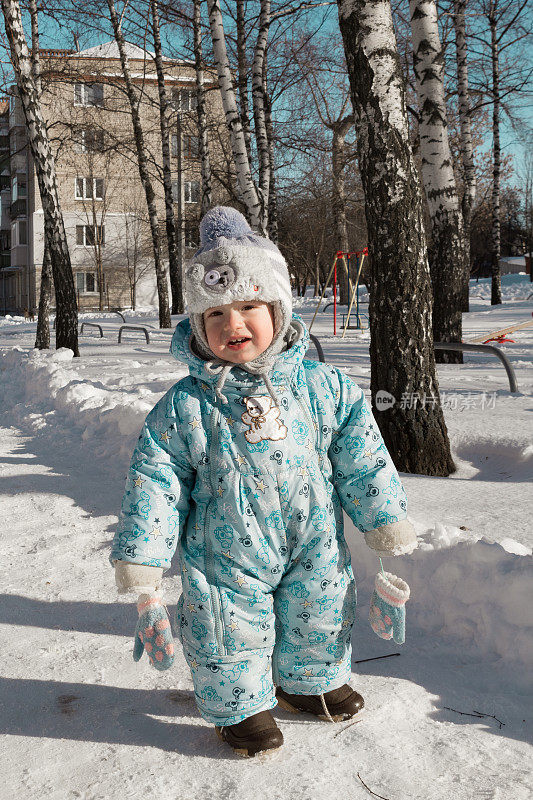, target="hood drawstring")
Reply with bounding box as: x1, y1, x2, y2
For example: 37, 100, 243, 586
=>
195, 321, 305, 408
205, 360, 279, 408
